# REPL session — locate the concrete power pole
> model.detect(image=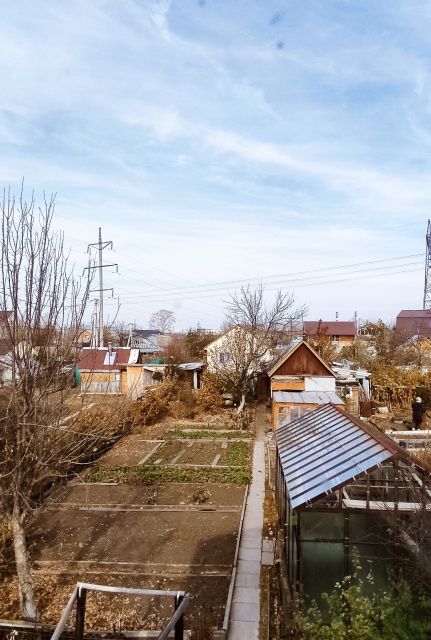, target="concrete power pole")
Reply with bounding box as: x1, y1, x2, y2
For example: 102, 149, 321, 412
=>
85, 228, 118, 347
423, 219, 431, 310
